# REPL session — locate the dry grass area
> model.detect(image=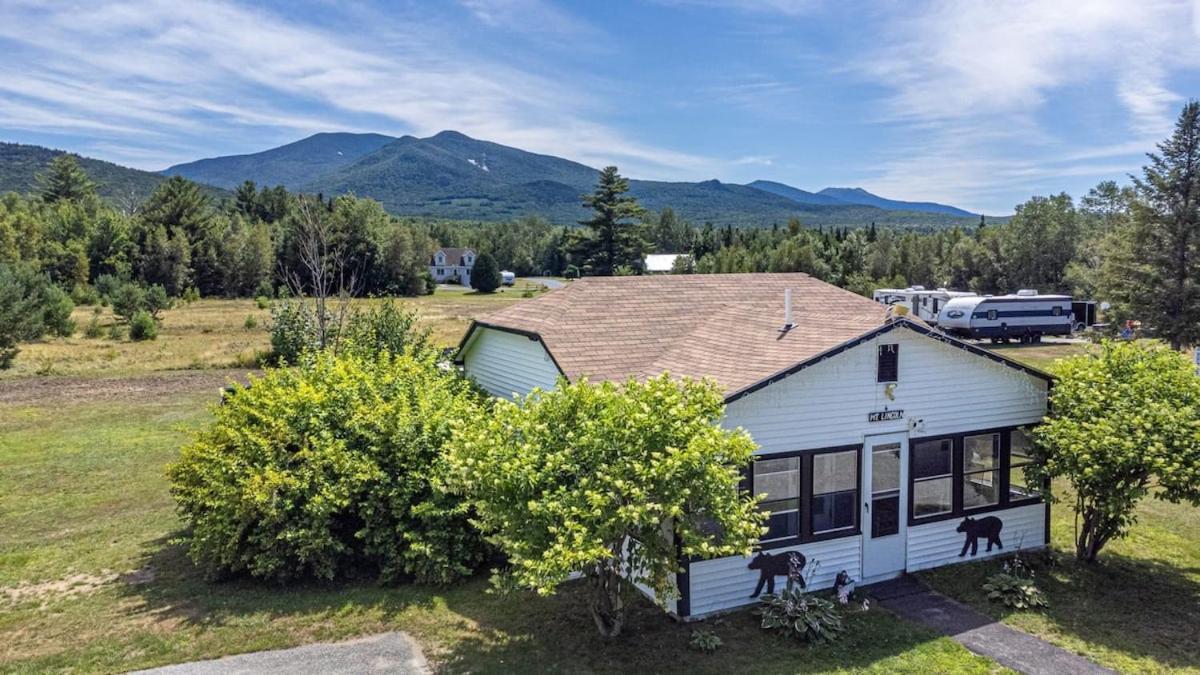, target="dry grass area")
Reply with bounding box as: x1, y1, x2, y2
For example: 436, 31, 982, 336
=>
1, 282, 546, 379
